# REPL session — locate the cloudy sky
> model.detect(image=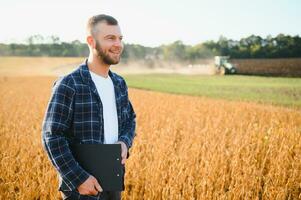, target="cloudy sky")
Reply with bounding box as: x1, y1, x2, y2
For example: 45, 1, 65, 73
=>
0, 0, 300, 46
